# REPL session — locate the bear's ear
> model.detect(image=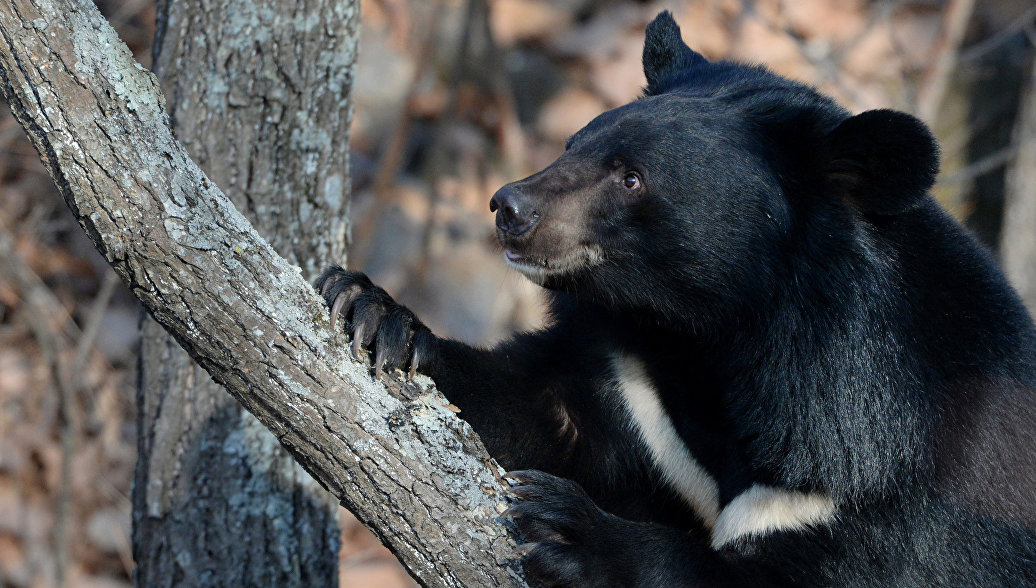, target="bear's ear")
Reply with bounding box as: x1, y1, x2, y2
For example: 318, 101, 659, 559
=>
822, 109, 940, 216
643, 11, 707, 95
